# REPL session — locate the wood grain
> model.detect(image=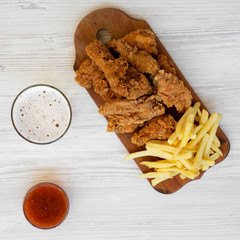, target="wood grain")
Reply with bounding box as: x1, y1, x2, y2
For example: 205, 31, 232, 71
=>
73, 8, 230, 194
